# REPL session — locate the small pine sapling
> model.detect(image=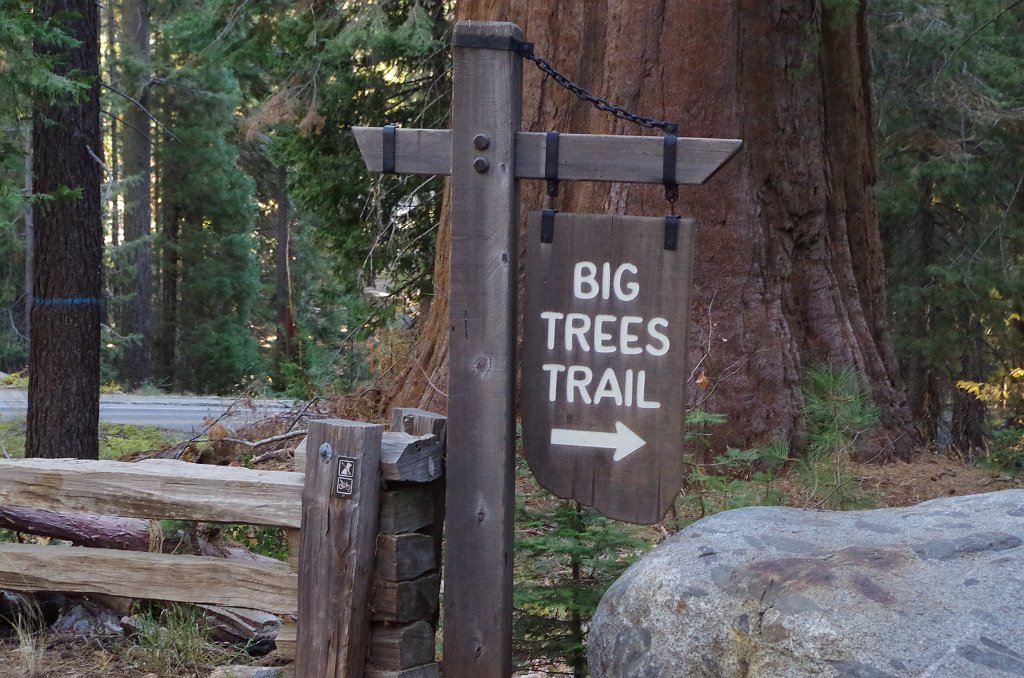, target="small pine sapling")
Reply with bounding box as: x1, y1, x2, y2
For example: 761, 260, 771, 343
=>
799, 365, 881, 509
513, 470, 648, 677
